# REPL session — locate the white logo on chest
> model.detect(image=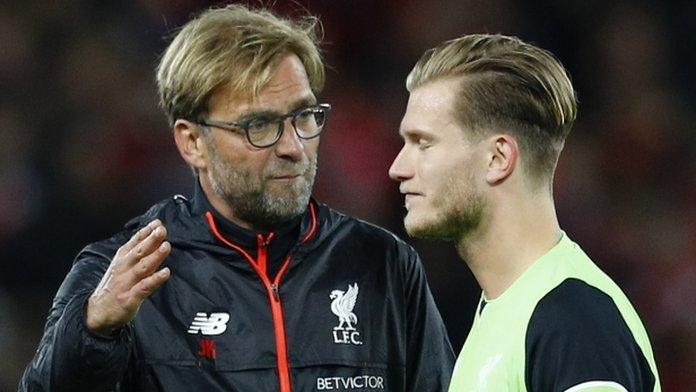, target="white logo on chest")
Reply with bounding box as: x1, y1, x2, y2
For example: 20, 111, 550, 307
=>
330, 283, 362, 345
187, 312, 230, 336
478, 353, 503, 389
